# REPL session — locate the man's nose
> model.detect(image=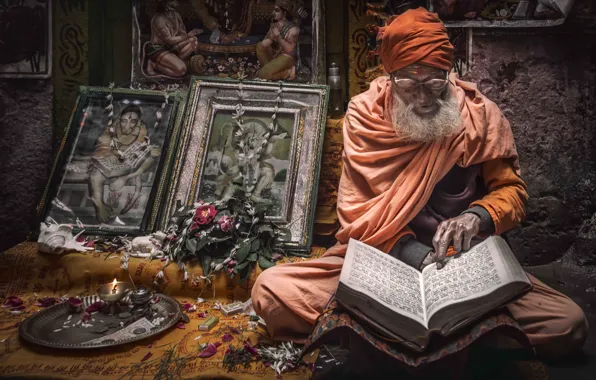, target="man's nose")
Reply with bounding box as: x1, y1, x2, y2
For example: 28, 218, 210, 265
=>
416, 87, 434, 107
